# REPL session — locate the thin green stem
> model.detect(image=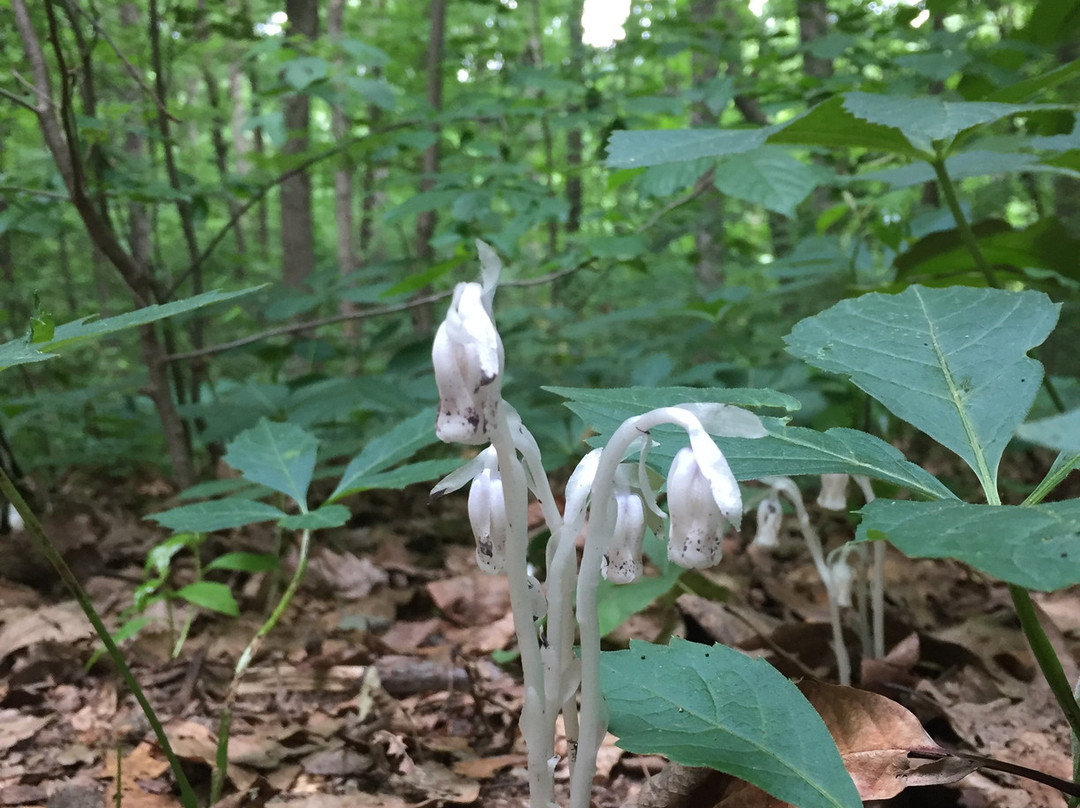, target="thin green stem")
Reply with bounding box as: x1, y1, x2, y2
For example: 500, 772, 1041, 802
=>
931, 157, 1000, 289
210, 527, 313, 804
0, 469, 198, 808
1009, 584, 1080, 743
